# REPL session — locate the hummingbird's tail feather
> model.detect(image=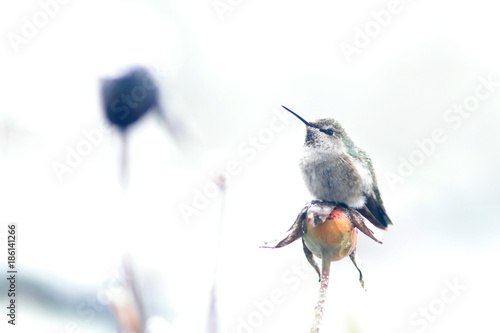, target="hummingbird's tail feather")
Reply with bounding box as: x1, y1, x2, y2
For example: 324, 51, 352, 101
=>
356, 203, 390, 230
364, 195, 393, 228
